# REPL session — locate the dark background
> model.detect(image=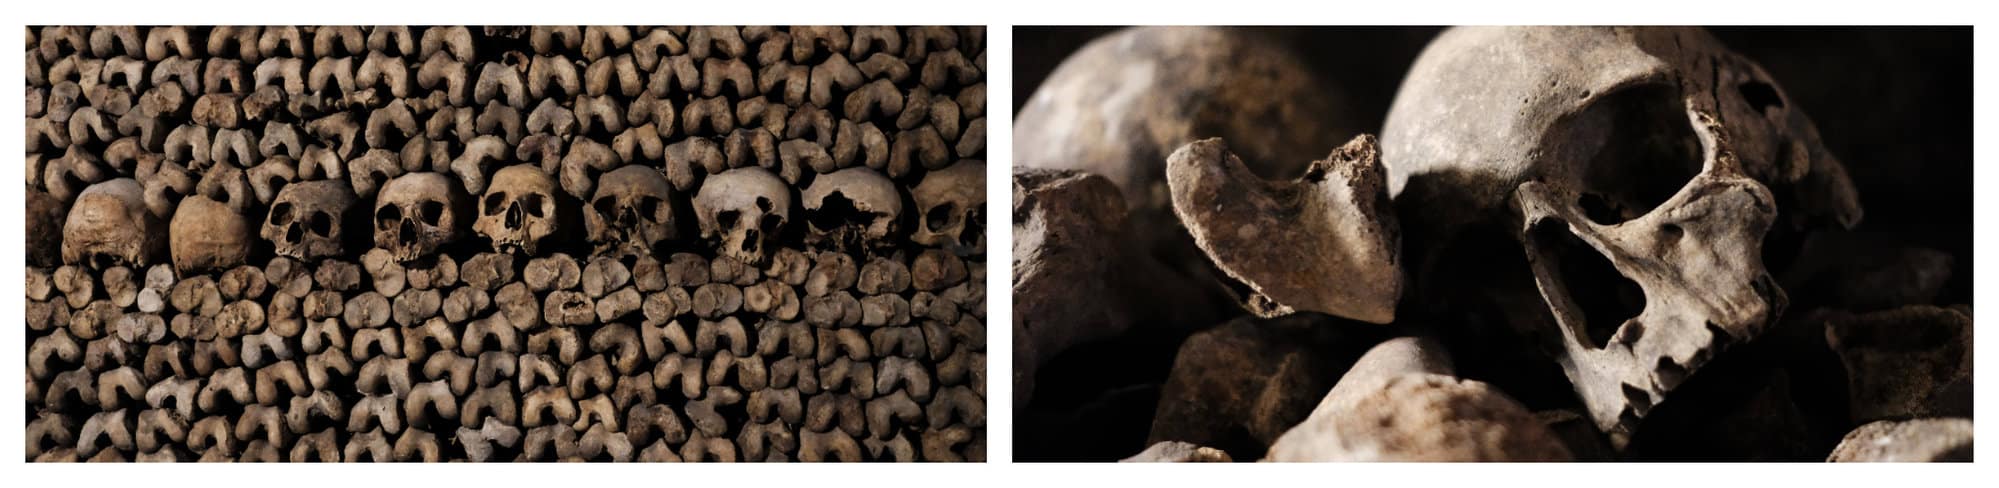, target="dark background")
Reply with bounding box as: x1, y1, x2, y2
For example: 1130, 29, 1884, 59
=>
1013, 26, 1972, 461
